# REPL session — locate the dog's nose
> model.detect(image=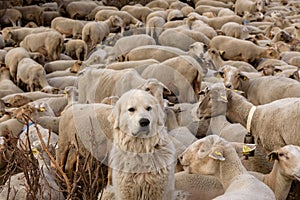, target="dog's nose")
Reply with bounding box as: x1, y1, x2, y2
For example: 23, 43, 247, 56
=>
139, 118, 150, 127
